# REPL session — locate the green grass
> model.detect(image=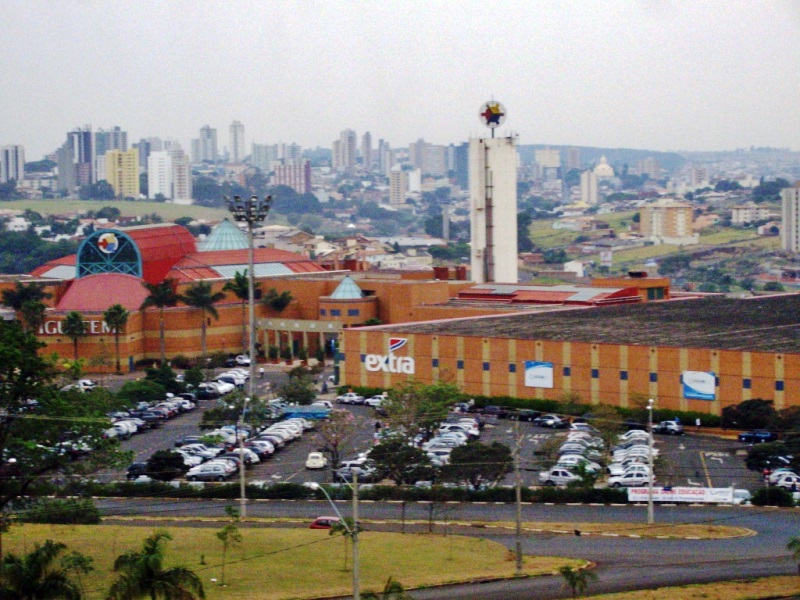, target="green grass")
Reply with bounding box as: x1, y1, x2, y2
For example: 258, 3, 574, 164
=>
5, 524, 582, 600
588, 576, 800, 600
